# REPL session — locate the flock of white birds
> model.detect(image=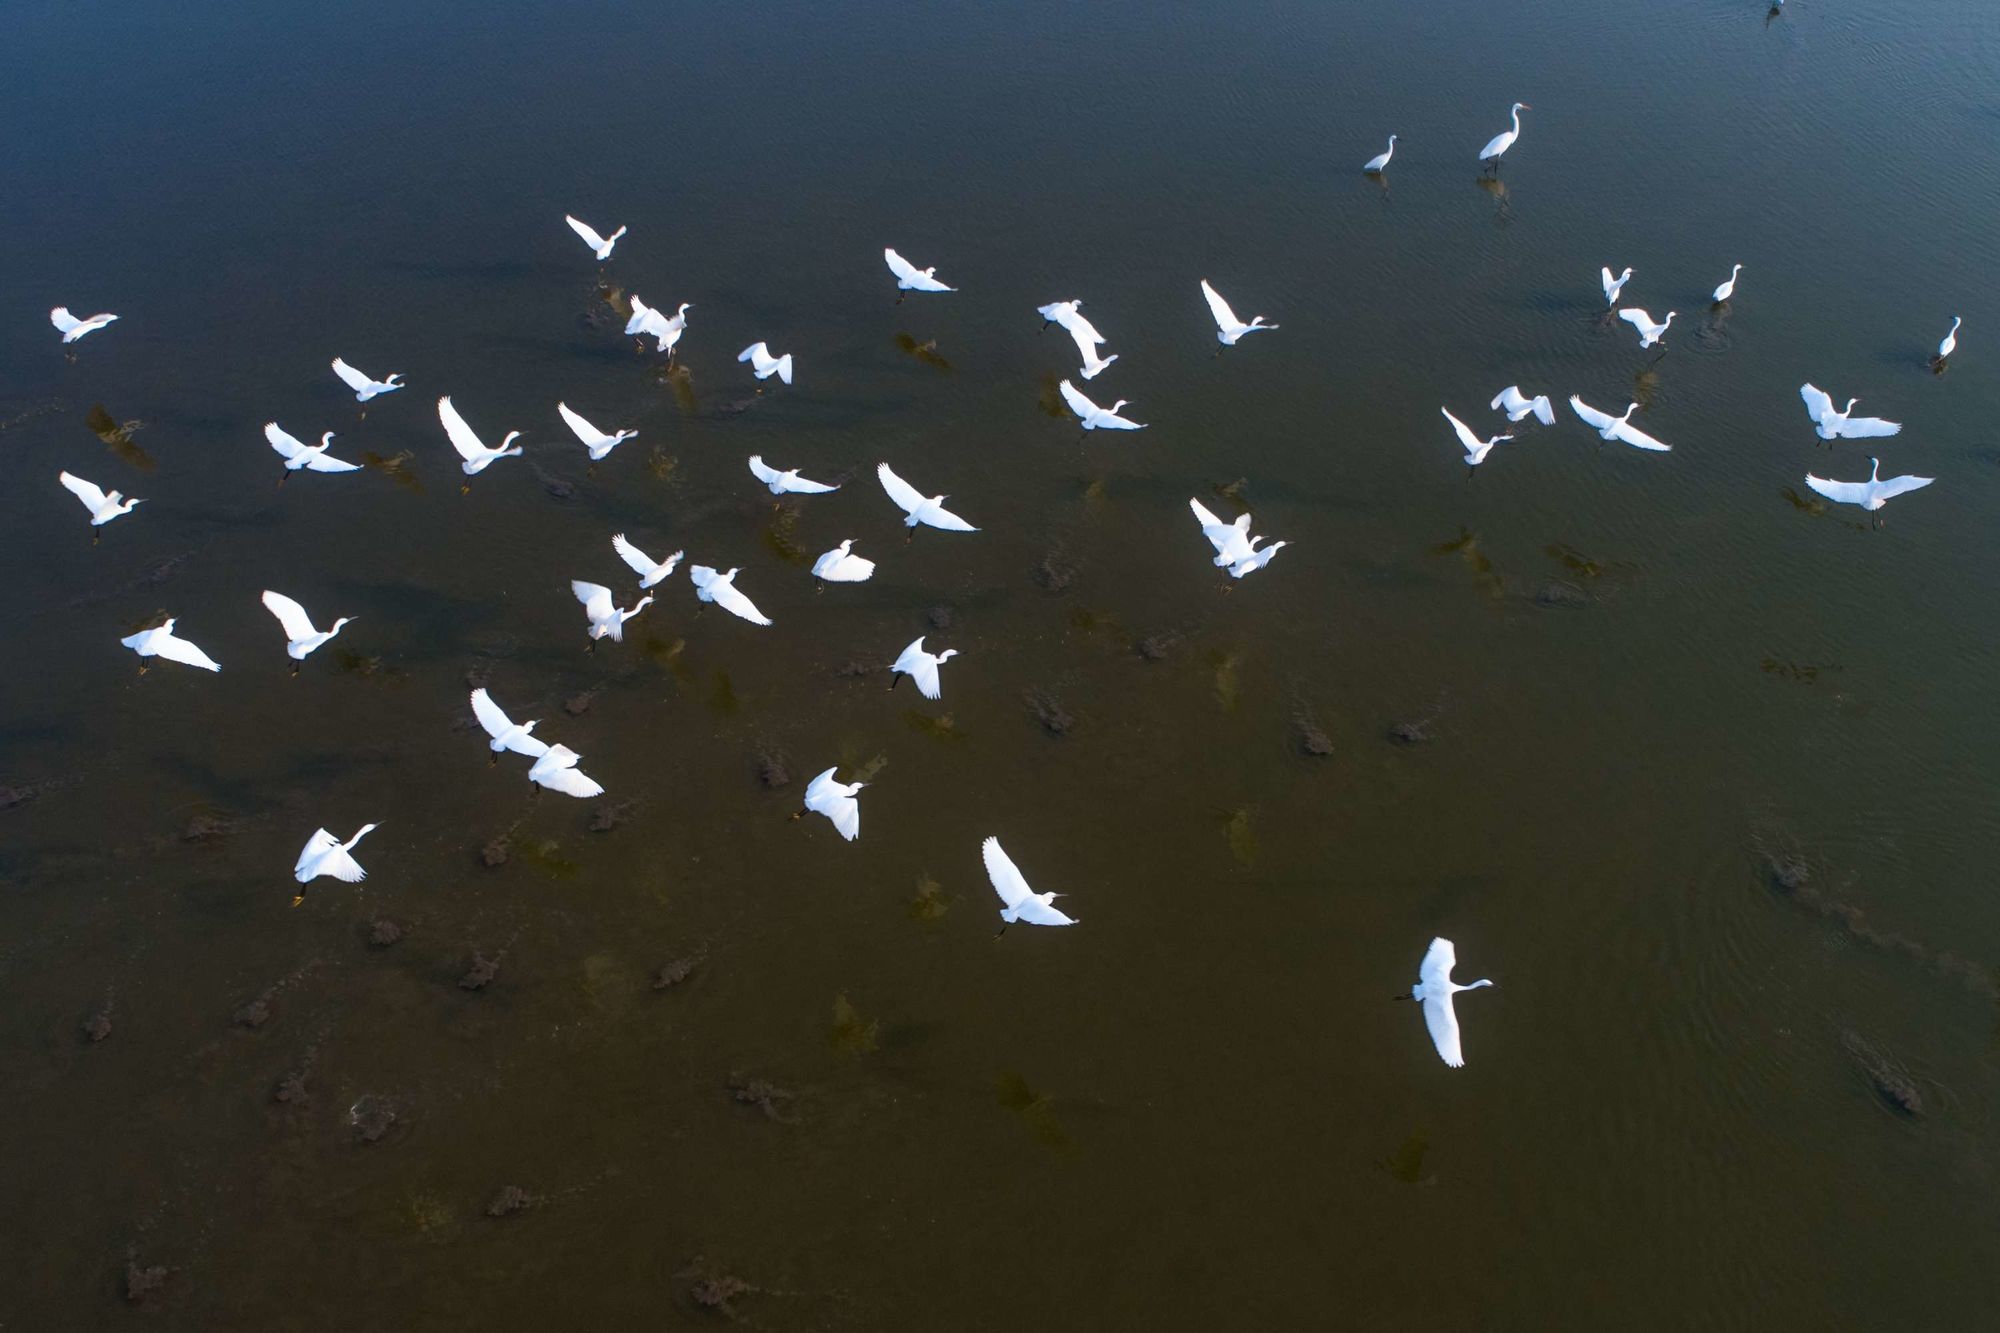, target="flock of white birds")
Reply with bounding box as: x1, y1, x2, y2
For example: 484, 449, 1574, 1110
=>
42, 99, 1967, 1068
